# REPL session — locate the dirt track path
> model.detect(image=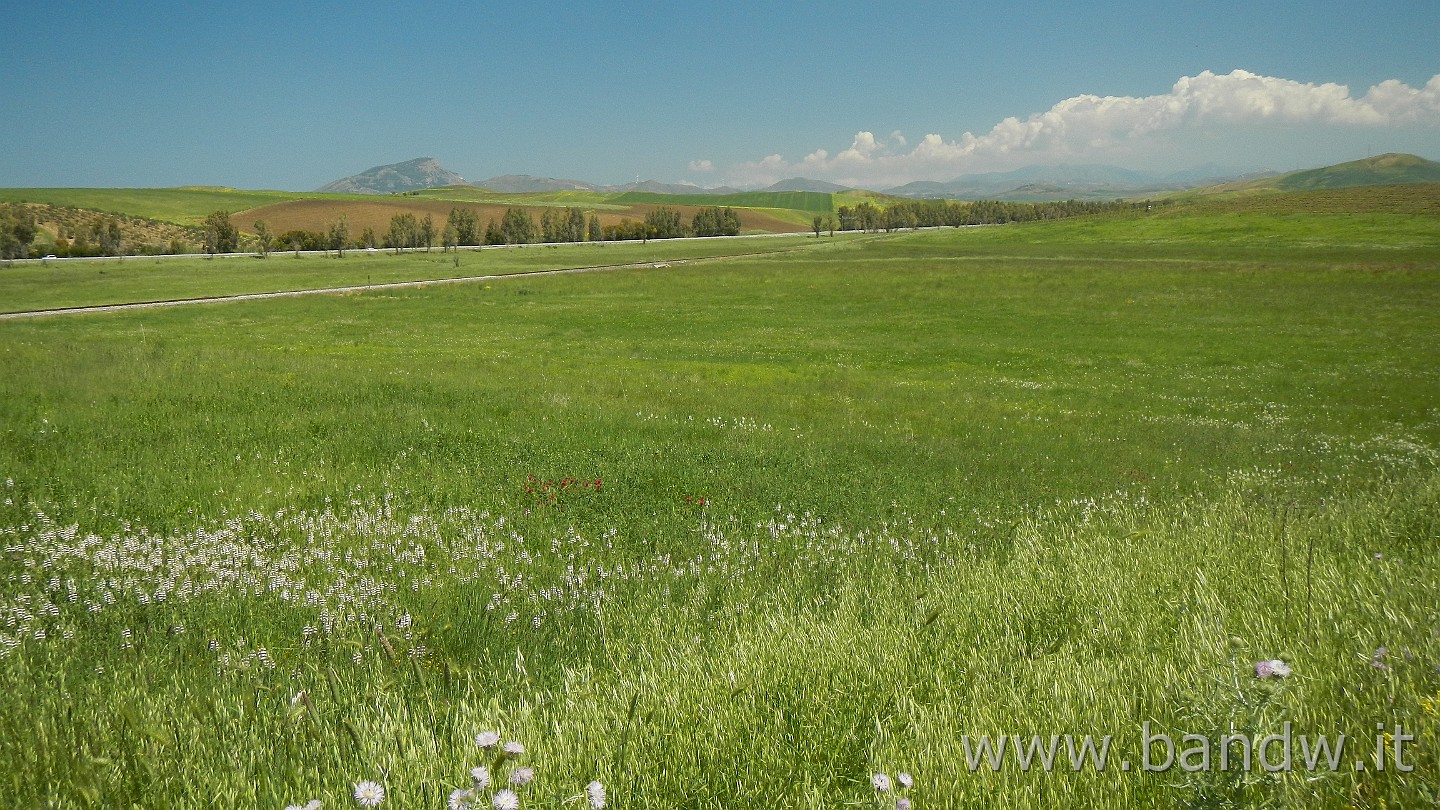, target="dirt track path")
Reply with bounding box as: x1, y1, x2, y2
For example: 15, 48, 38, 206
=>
0, 258, 697, 320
